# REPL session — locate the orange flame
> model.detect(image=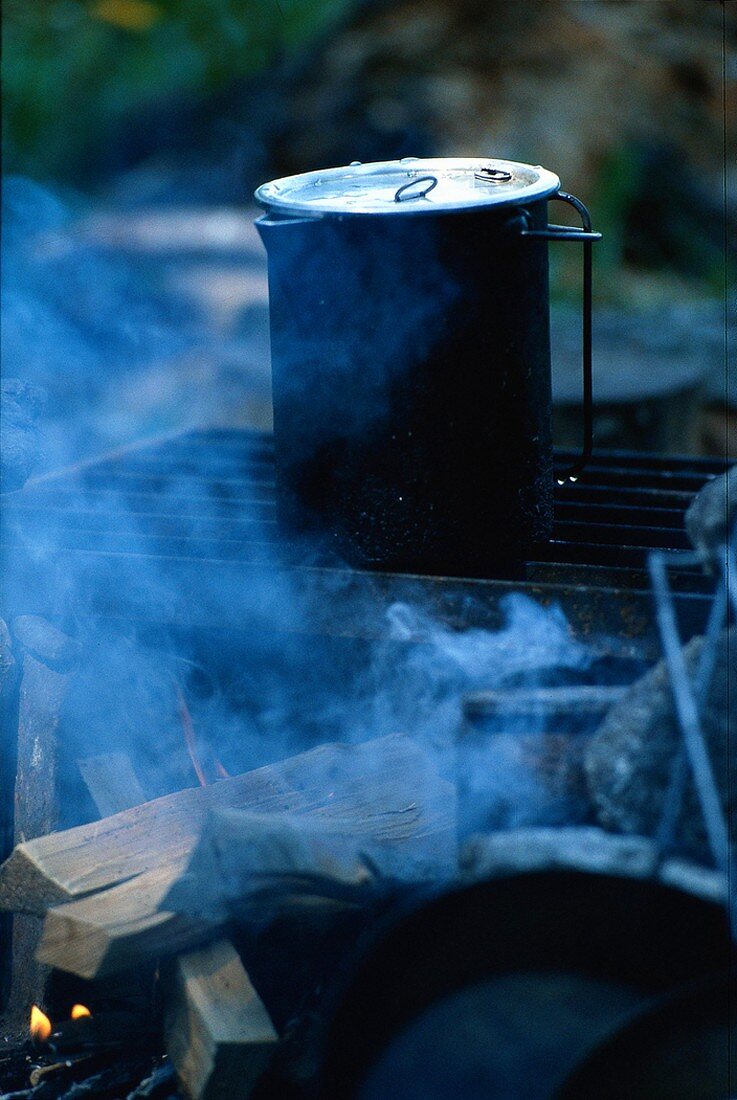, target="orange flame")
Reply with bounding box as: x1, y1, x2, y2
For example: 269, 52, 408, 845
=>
174, 680, 208, 787
70, 1004, 92, 1020
30, 1005, 52, 1043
